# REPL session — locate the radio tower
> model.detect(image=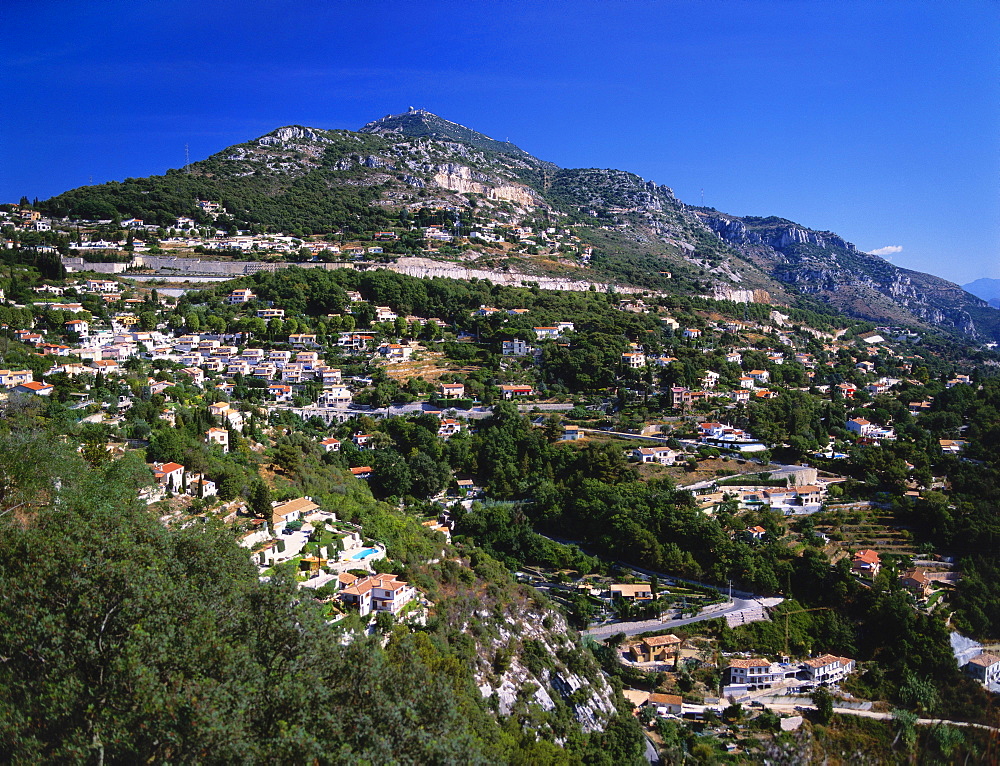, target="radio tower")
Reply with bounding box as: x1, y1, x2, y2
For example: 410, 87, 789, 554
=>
185, 144, 190, 173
